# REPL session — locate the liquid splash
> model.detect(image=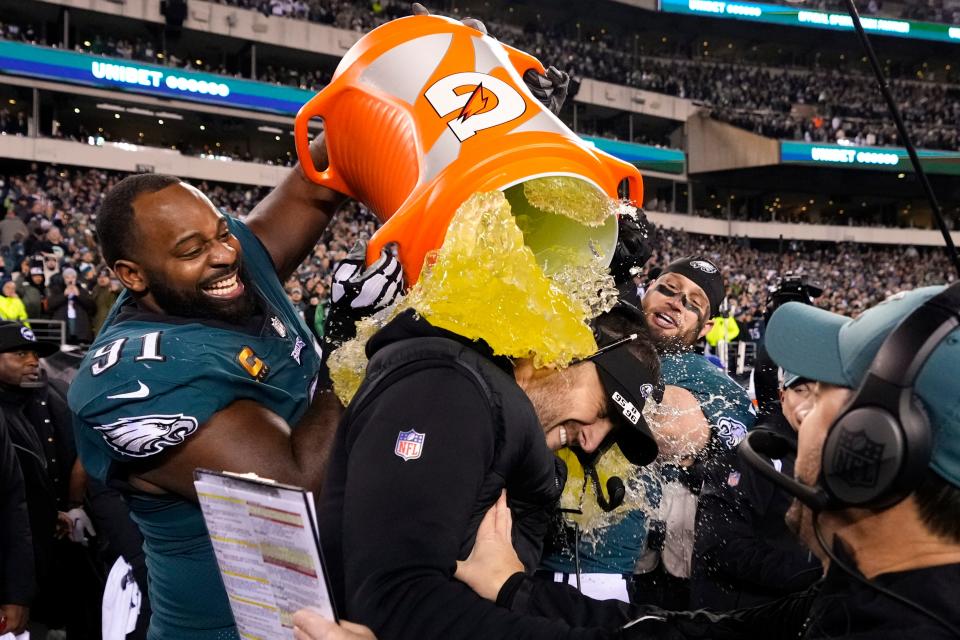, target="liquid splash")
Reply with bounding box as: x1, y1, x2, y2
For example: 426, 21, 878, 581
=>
329, 187, 619, 405
521, 176, 615, 226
